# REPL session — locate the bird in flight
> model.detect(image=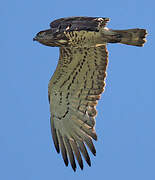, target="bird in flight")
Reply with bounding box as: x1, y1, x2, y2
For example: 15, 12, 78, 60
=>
33, 16, 147, 171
